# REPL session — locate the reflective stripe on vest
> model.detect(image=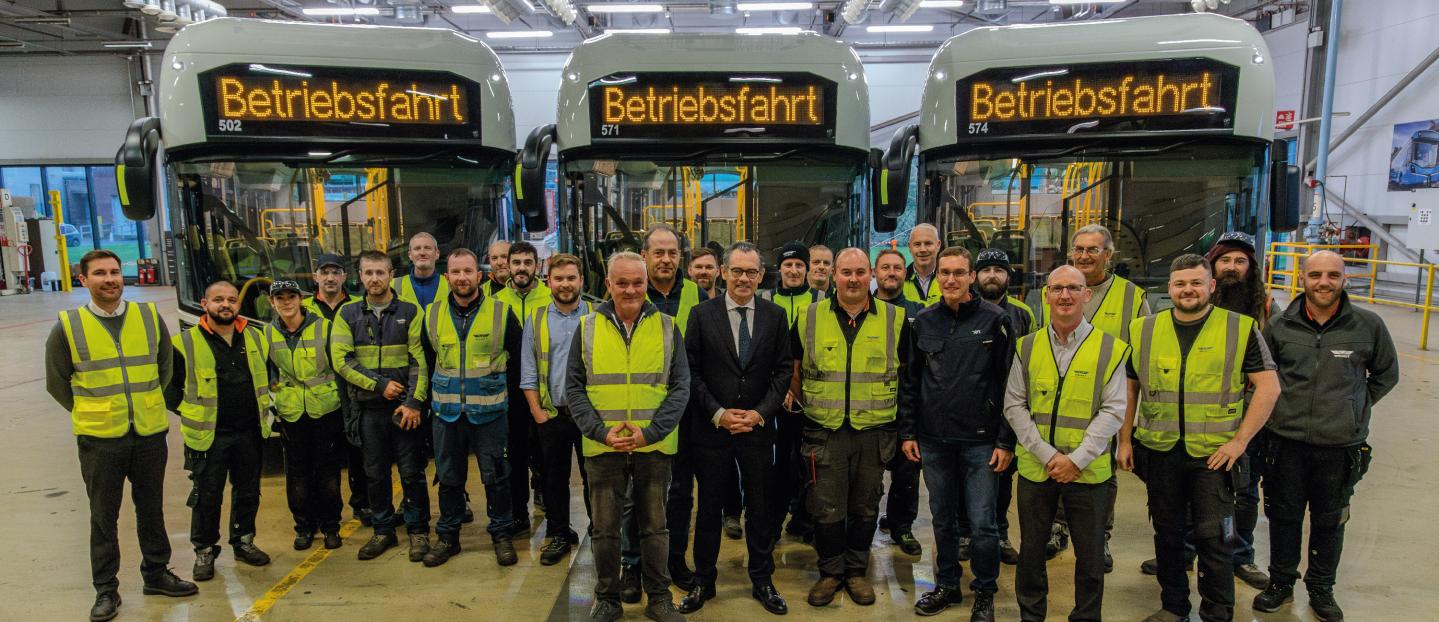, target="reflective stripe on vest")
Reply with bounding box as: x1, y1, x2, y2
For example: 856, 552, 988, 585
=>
425, 295, 510, 418
264, 316, 340, 421
902, 272, 943, 307
579, 311, 677, 457
1014, 327, 1125, 485
1130, 307, 1251, 457
763, 288, 819, 328
649, 280, 700, 336
1042, 276, 1144, 341
533, 301, 592, 417
393, 274, 450, 308
175, 325, 273, 451
798, 299, 904, 430
60, 302, 168, 438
